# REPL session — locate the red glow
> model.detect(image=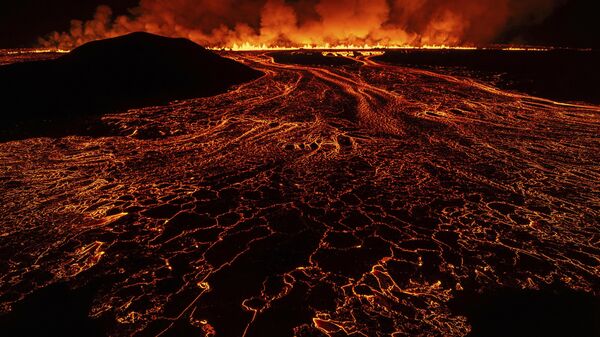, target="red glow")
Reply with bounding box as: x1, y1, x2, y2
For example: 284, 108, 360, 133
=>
39, 0, 561, 49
